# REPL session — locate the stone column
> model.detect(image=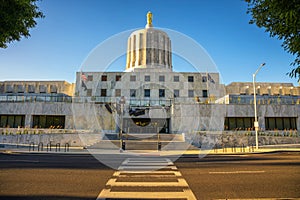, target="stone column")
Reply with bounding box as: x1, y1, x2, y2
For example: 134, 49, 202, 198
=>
25, 114, 32, 128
